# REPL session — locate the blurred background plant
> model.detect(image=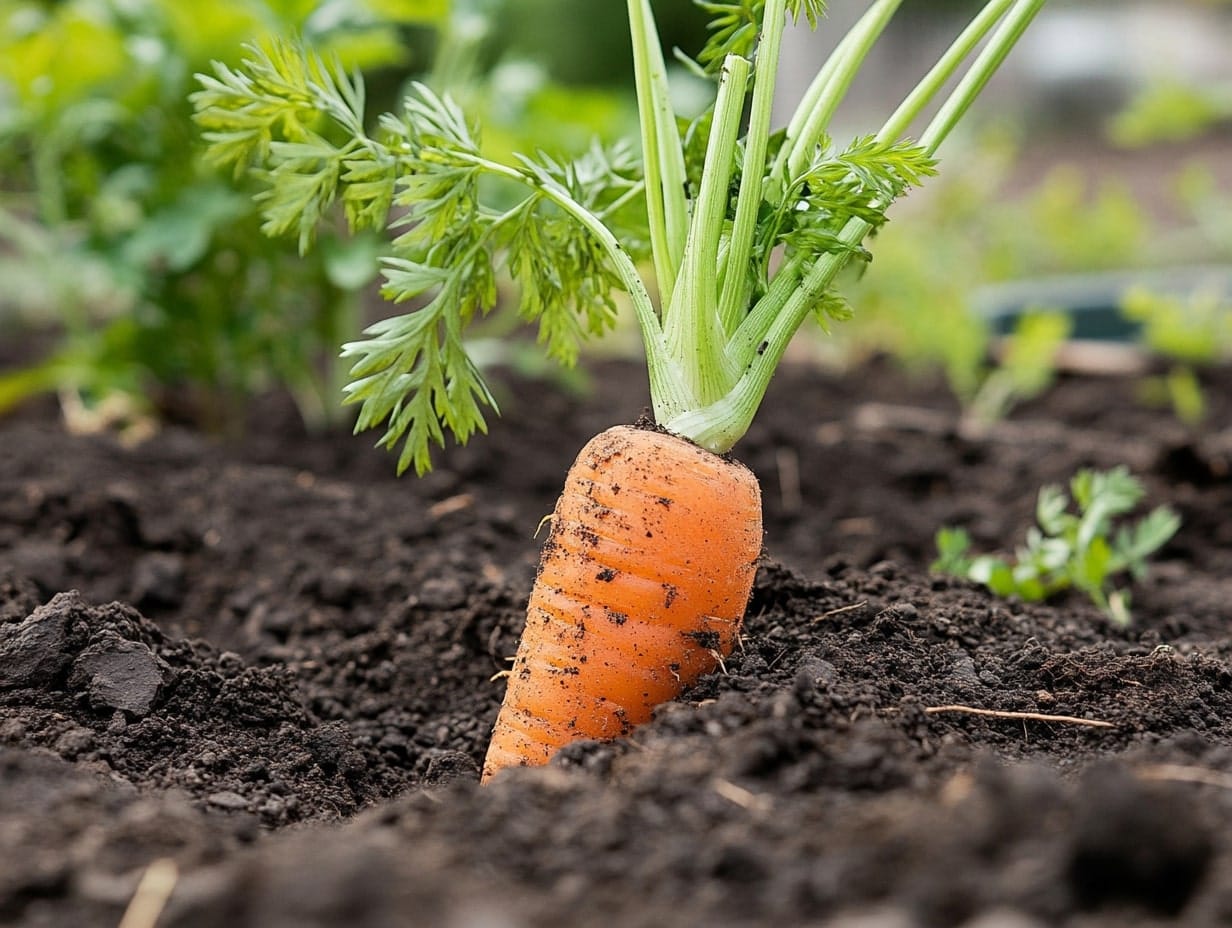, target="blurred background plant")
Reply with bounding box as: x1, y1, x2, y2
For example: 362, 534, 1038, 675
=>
0, 0, 453, 432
